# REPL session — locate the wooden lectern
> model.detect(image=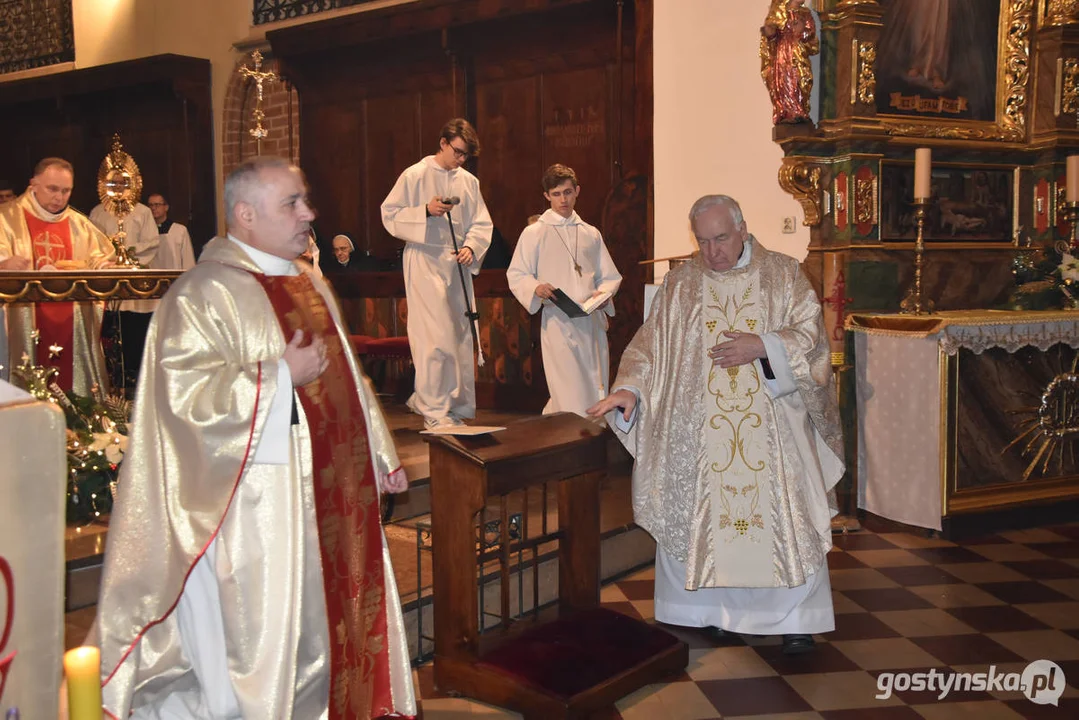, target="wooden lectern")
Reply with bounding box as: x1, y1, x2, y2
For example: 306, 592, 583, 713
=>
426, 413, 687, 719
